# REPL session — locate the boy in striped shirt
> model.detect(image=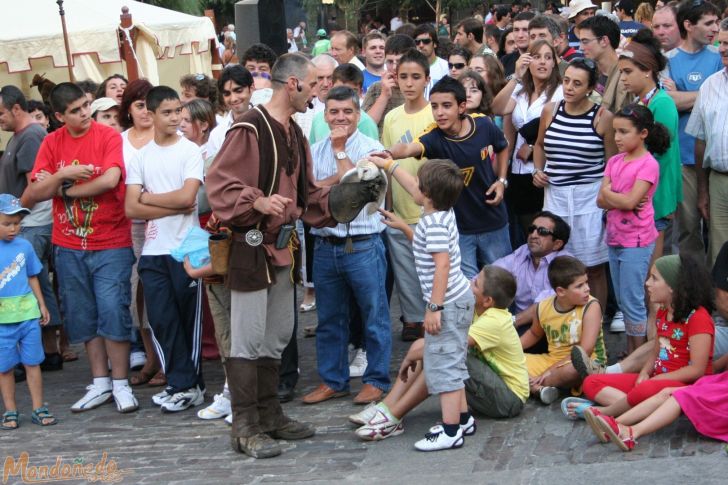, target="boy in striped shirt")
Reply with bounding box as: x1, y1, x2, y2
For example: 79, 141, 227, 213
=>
373, 157, 476, 452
